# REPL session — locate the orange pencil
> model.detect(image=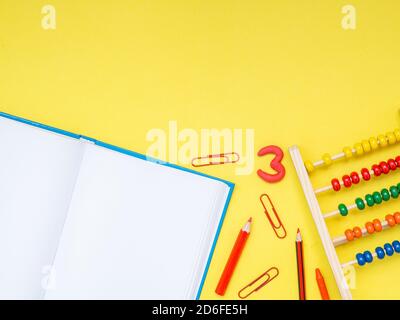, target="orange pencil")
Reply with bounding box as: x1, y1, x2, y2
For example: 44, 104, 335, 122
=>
315, 268, 330, 300
215, 218, 252, 296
